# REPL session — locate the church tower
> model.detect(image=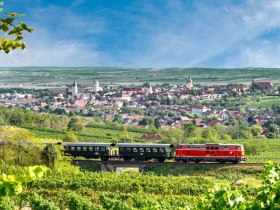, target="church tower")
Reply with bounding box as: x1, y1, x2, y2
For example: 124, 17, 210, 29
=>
93, 80, 102, 92
146, 83, 153, 94
72, 81, 78, 96
186, 75, 193, 89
